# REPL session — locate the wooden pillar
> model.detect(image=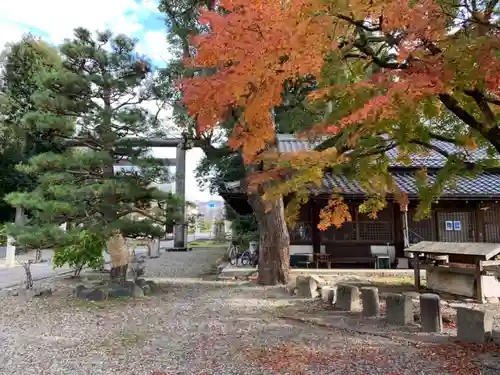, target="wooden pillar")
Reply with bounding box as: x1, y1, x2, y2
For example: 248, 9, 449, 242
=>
311, 199, 321, 254
395, 202, 408, 258
414, 253, 421, 291
476, 201, 485, 242
476, 260, 485, 303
